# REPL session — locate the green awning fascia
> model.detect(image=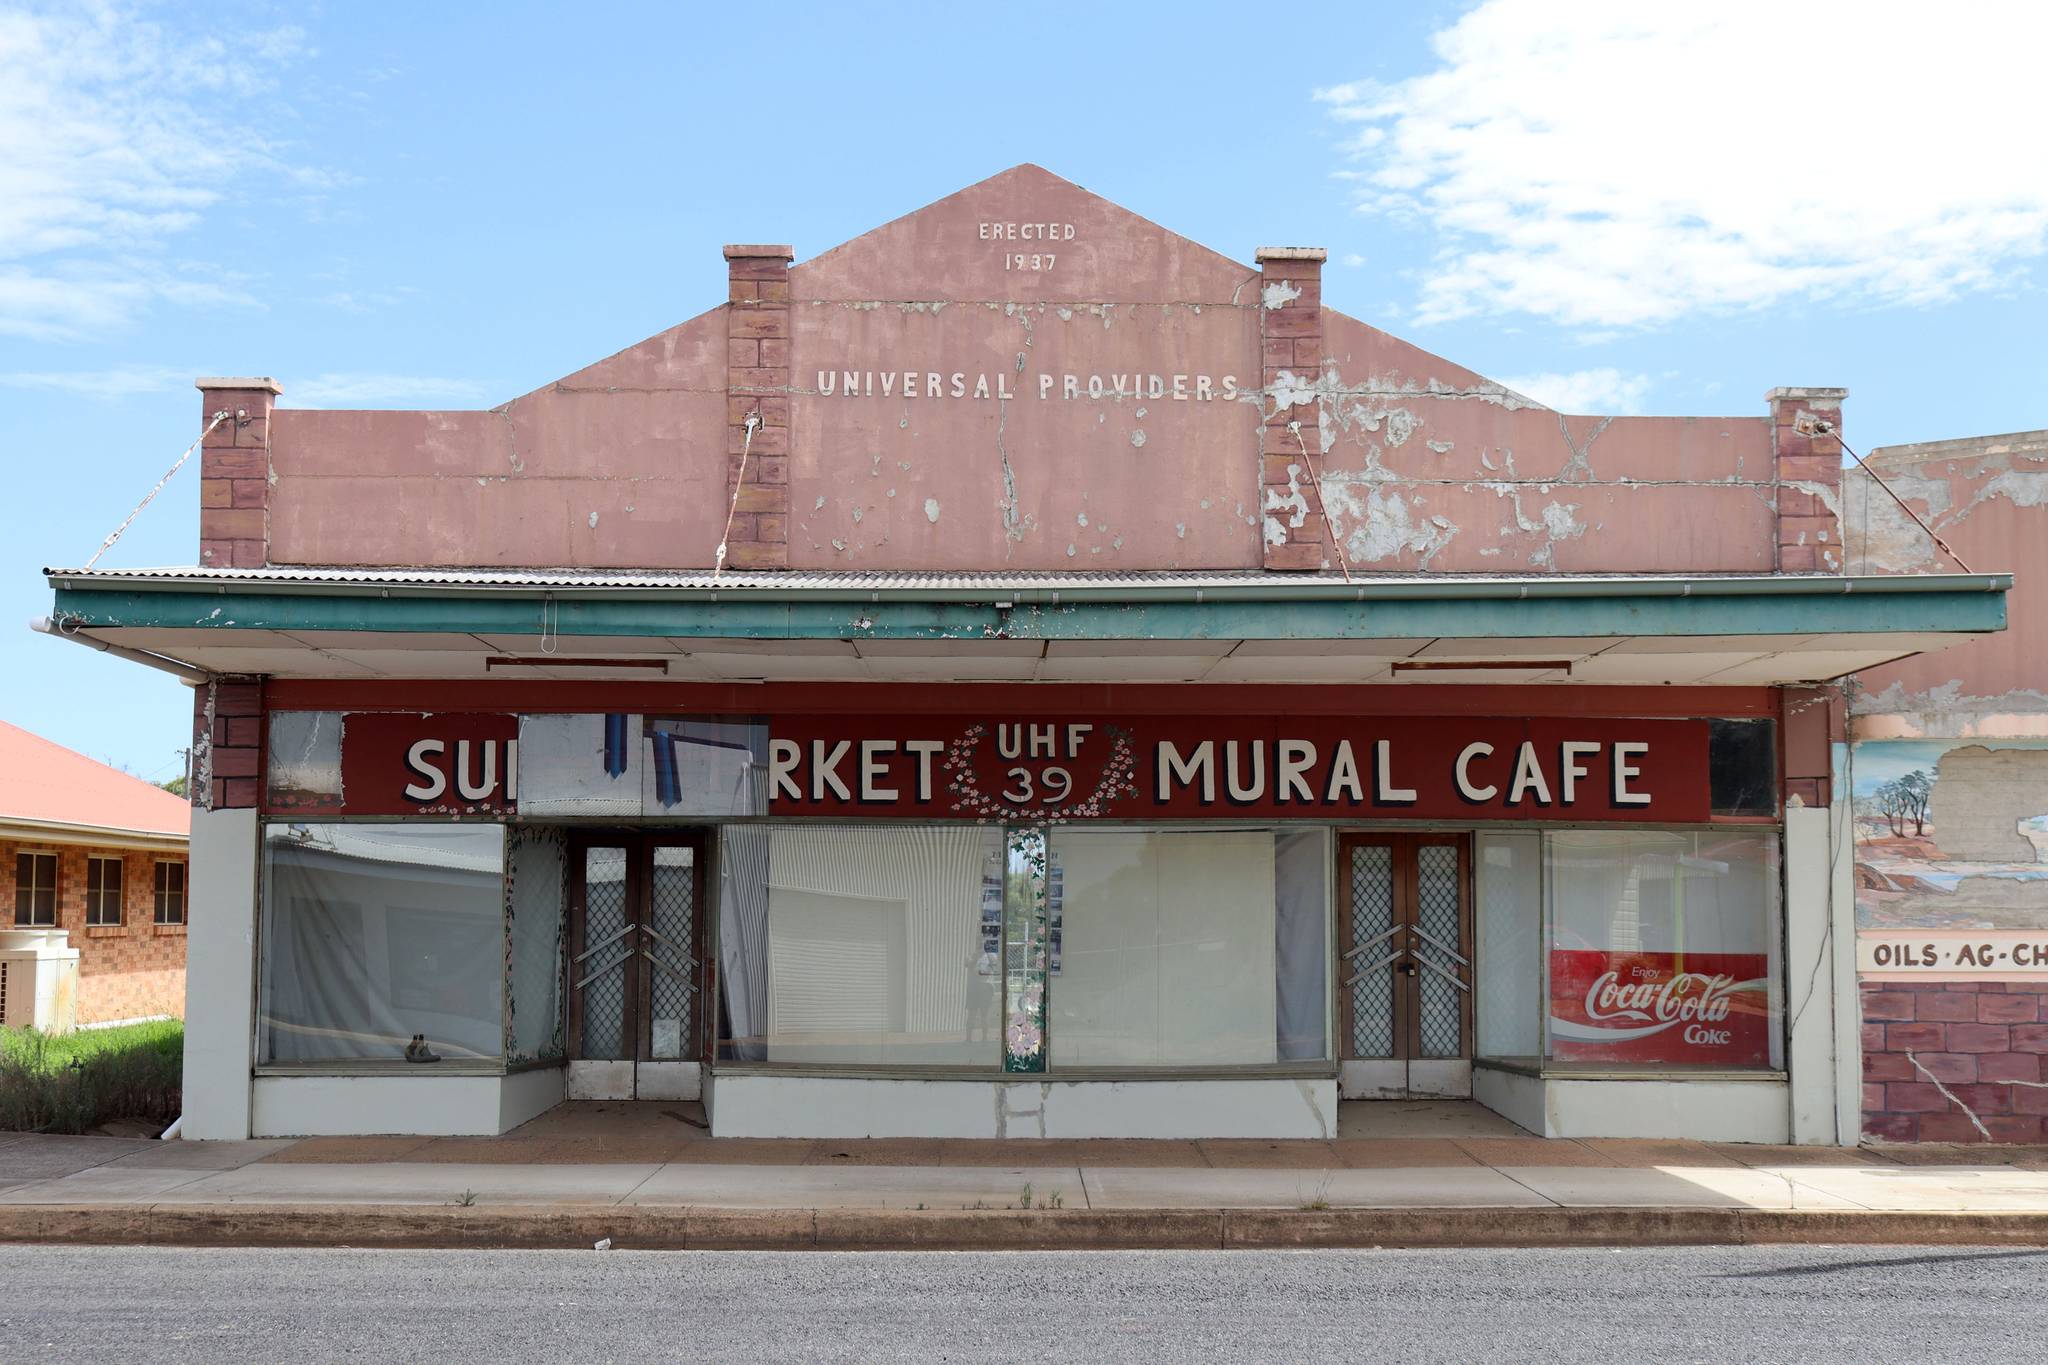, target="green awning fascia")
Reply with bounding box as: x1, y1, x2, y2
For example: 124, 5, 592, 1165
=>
45, 574, 2010, 644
